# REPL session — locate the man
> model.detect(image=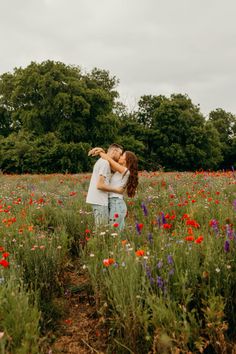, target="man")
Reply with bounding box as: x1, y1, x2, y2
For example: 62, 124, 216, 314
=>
86, 143, 123, 226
